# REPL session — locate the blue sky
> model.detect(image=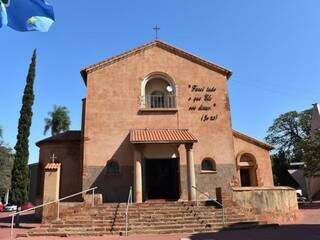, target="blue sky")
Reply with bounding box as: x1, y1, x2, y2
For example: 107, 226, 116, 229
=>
1, 0, 320, 164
